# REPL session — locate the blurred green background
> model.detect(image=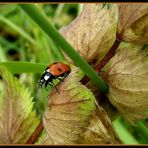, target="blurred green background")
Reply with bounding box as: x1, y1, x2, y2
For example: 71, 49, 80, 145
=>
0, 4, 147, 144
